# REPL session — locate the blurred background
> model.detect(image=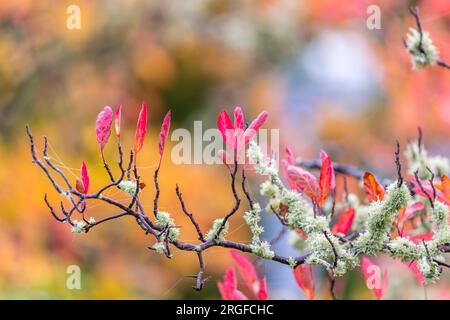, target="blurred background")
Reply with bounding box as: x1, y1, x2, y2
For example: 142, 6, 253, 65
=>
0, 0, 449, 299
